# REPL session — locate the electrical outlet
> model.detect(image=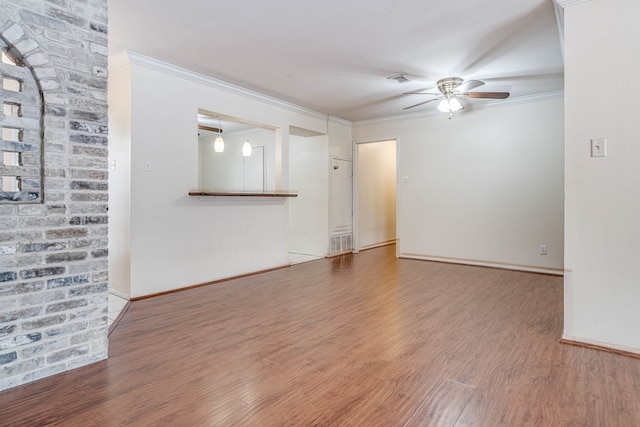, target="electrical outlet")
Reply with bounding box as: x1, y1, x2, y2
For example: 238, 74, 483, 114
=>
539, 244, 548, 256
